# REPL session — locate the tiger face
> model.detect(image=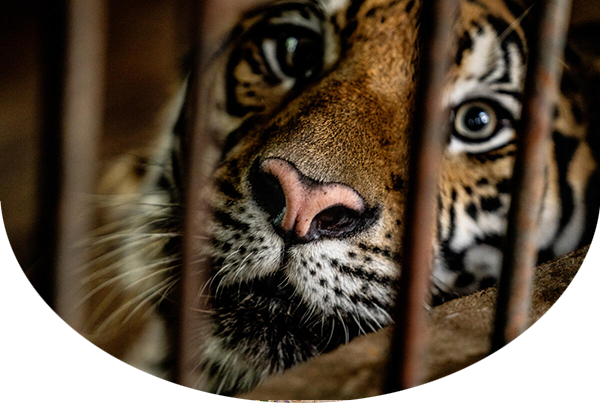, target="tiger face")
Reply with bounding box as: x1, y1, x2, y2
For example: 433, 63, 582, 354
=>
88, 0, 599, 396
197, 0, 418, 393
184, 0, 599, 393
